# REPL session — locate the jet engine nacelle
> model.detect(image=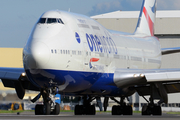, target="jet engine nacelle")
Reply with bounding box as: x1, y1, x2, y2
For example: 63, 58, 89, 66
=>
113, 69, 147, 88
